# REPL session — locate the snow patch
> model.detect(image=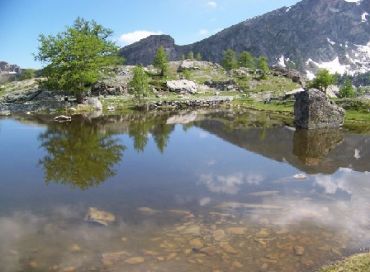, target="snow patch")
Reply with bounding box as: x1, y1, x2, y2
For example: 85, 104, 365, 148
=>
277, 55, 286, 68
362, 12, 369, 23
307, 57, 348, 75
327, 38, 336, 45
344, 0, 363, 4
